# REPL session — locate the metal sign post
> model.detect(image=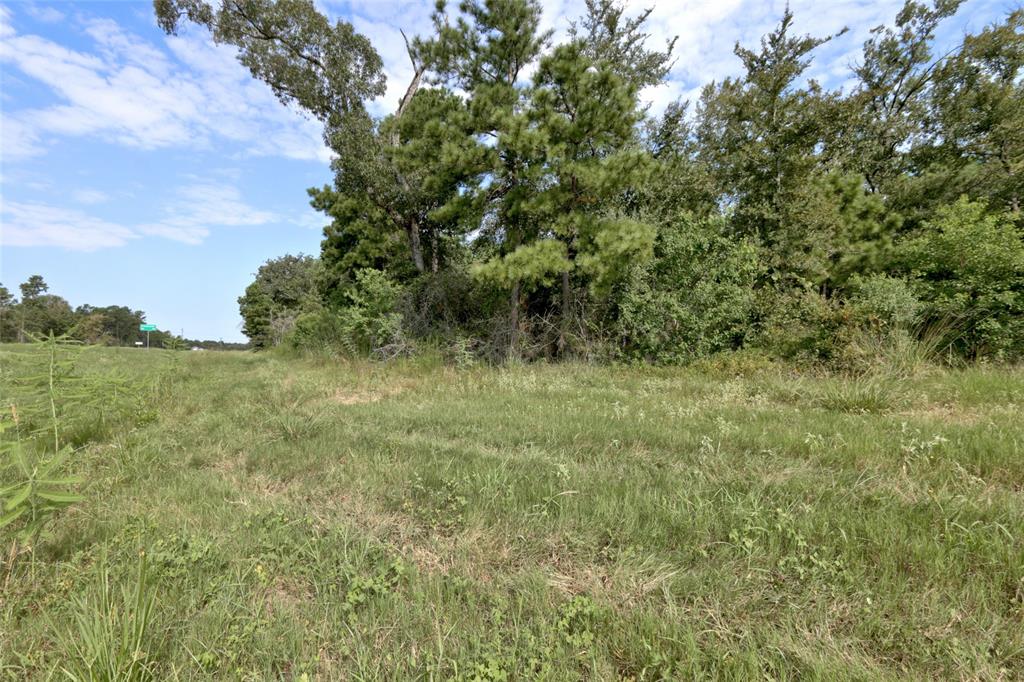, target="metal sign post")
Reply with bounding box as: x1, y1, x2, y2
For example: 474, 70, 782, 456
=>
139, 323, 157, 348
